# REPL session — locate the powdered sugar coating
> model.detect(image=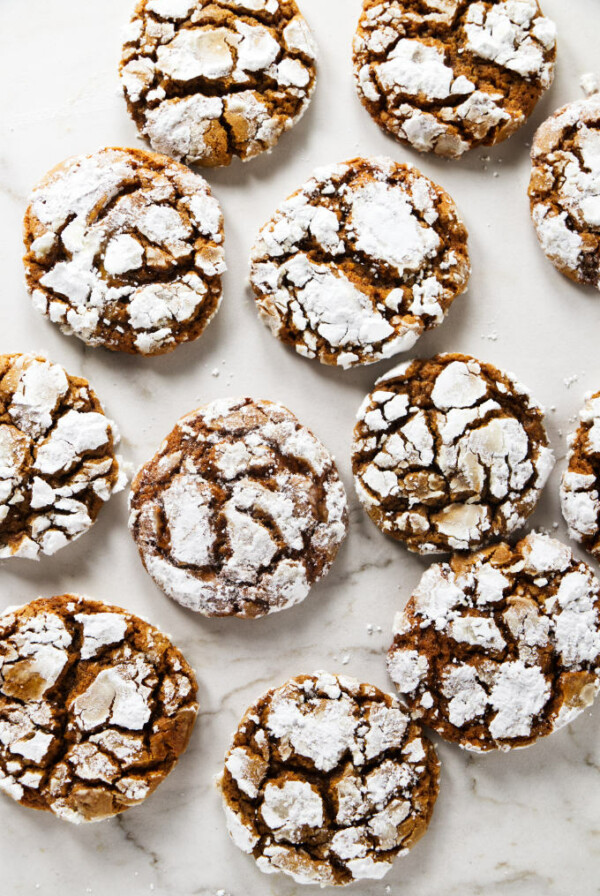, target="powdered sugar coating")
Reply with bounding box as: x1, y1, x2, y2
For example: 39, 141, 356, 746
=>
388, 532, 600, 751
529, 95, 600, 288
24, 147, 225, 355
250, 157, 469, 368
0, 594, 198, 822
120, 0, 317, 167
560, 390, 600, 559
352, 354, 554, 554
0, 354, 124, 561
129, 398, 348, 618
353, 0, 556, 158
219, 672, 439, 886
